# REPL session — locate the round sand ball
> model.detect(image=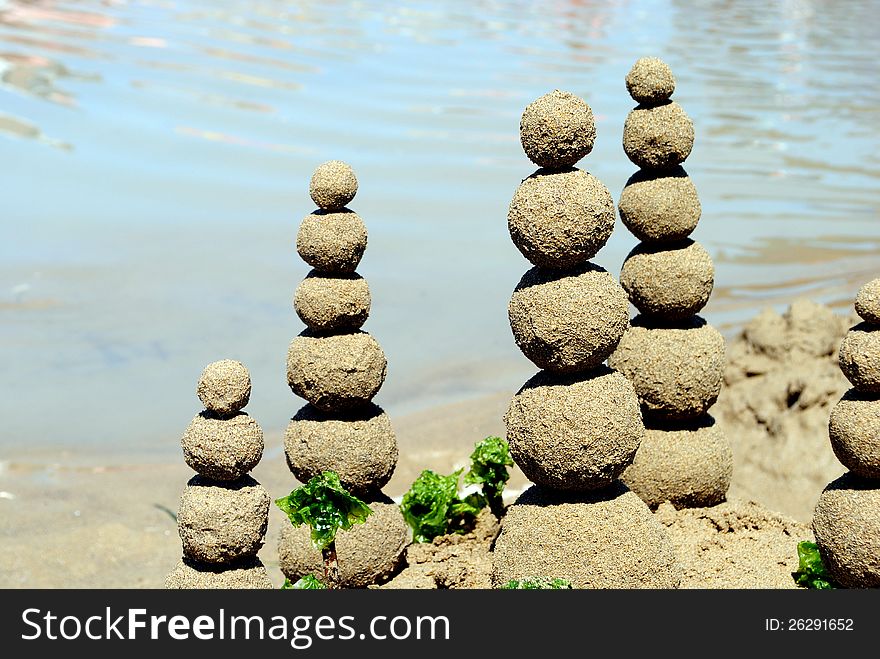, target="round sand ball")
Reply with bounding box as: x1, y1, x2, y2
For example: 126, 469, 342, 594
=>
508, 168, 615, 269
505, 368, 644, 491
294, 271, 371, 333
618, 166, 700, 242
508, 264, 629, 373
278, 497, 409, 588
181, 412, 263, 481
296, 210, 367, 273
623, 101, 694, 170
177, 475, 269, 565
839, 323, 880, 393
812, 473, 880, 588
620, 239, 714, 319
285, 403, 398, 496
492, 484, 681, 588
197, 360, 251, 416
829, 390, 880, 479
621, 415, 732, 509
625, 57, 676, 105
519, 90, 596, 169
165, 557, 274, 589
608, 316, 725, 420
855, 279, 880, 324
309, 160, 357, 211
286, 331, 386, 412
